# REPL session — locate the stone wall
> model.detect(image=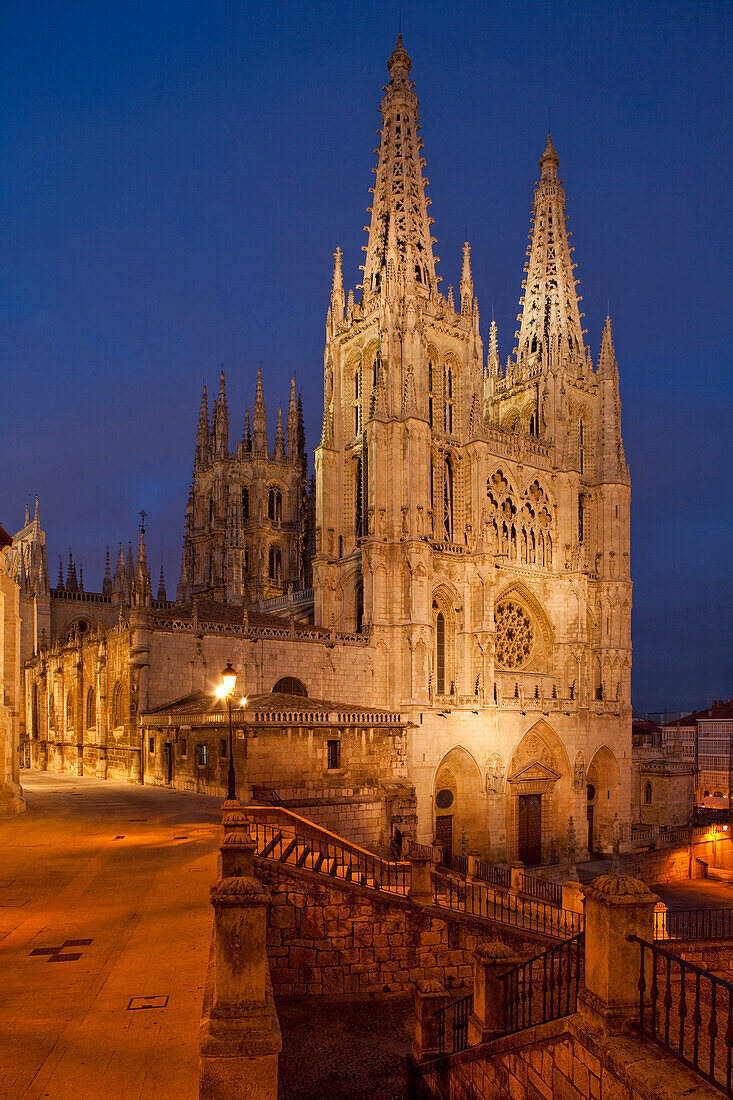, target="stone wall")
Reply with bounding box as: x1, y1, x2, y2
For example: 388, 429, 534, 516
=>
258, 860, 548, 997
417, 1013, 720, 1100
282, 796, 385, 848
